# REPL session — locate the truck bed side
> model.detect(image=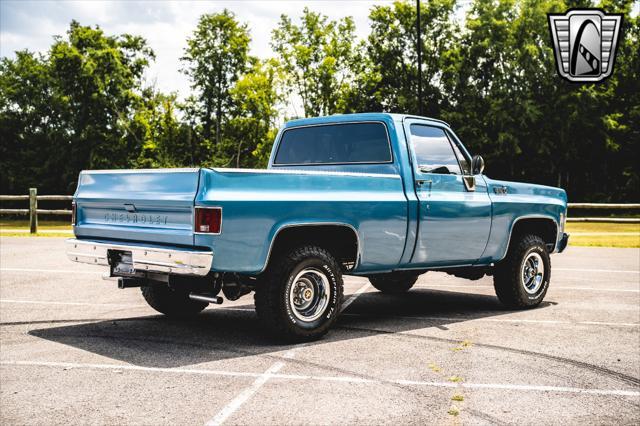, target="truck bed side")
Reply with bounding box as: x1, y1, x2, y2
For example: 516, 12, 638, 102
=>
195, 168, 408, 274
